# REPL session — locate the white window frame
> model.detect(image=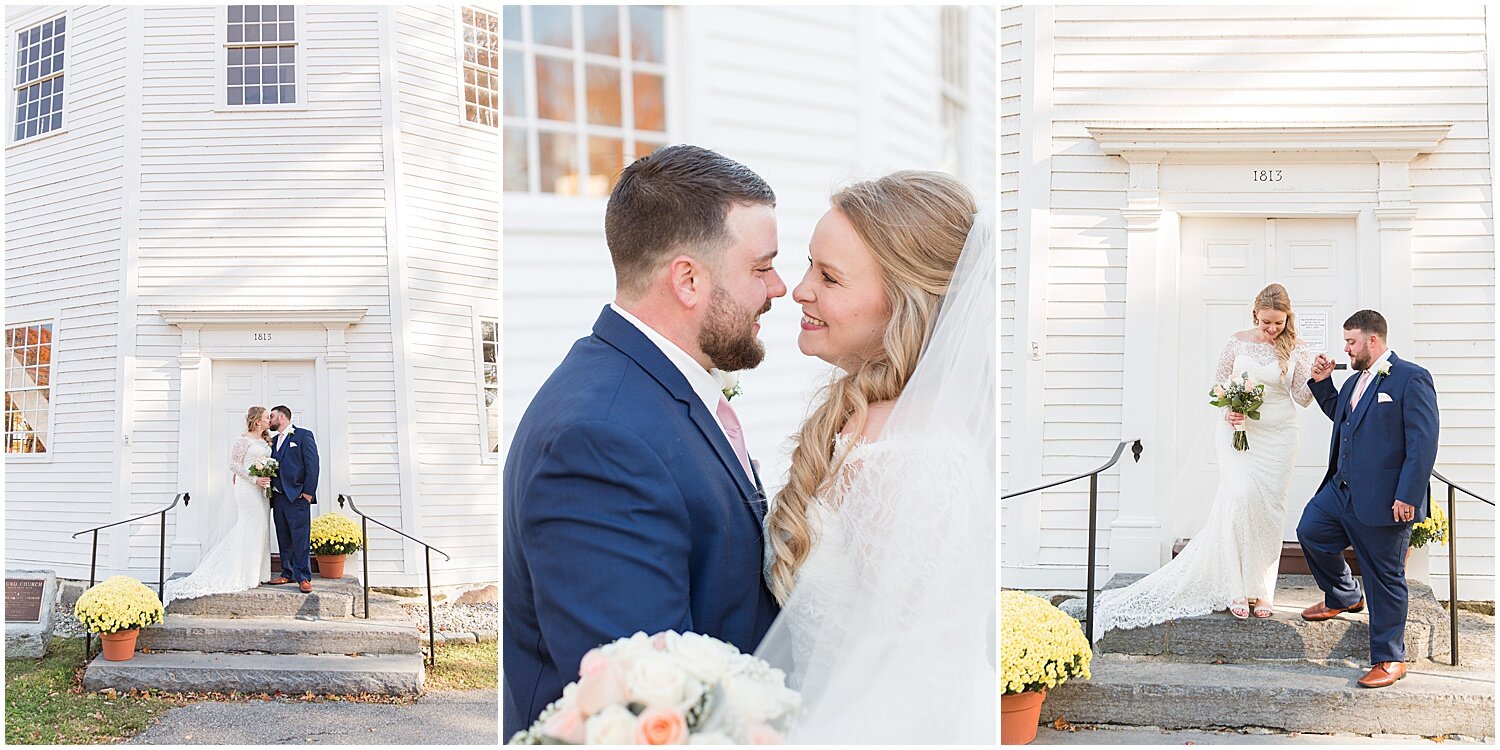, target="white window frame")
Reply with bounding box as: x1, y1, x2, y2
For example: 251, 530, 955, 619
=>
938, 6, 970, 182
214, 4, 309, 113
456, 4, 500, 132
475, 314, 499, 461
8, 12, 68, 148
502, 4, 674, 199
4, 317, 58, 461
